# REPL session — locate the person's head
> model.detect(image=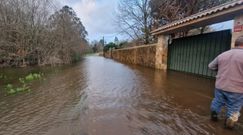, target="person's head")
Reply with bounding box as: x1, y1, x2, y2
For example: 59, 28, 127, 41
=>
235, 36, 243, 47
